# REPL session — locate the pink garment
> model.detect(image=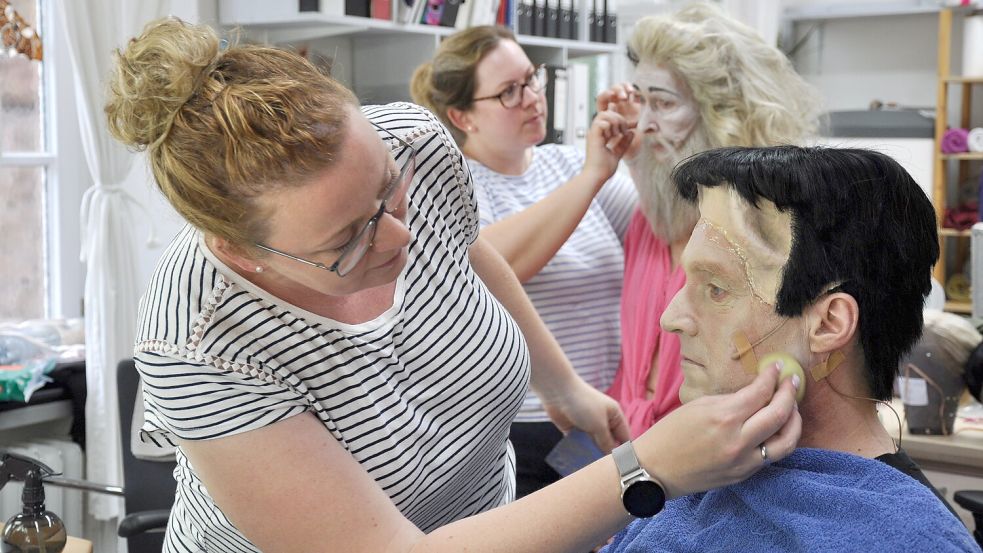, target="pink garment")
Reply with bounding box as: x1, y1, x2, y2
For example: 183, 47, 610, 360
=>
608, 209, 687, 438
